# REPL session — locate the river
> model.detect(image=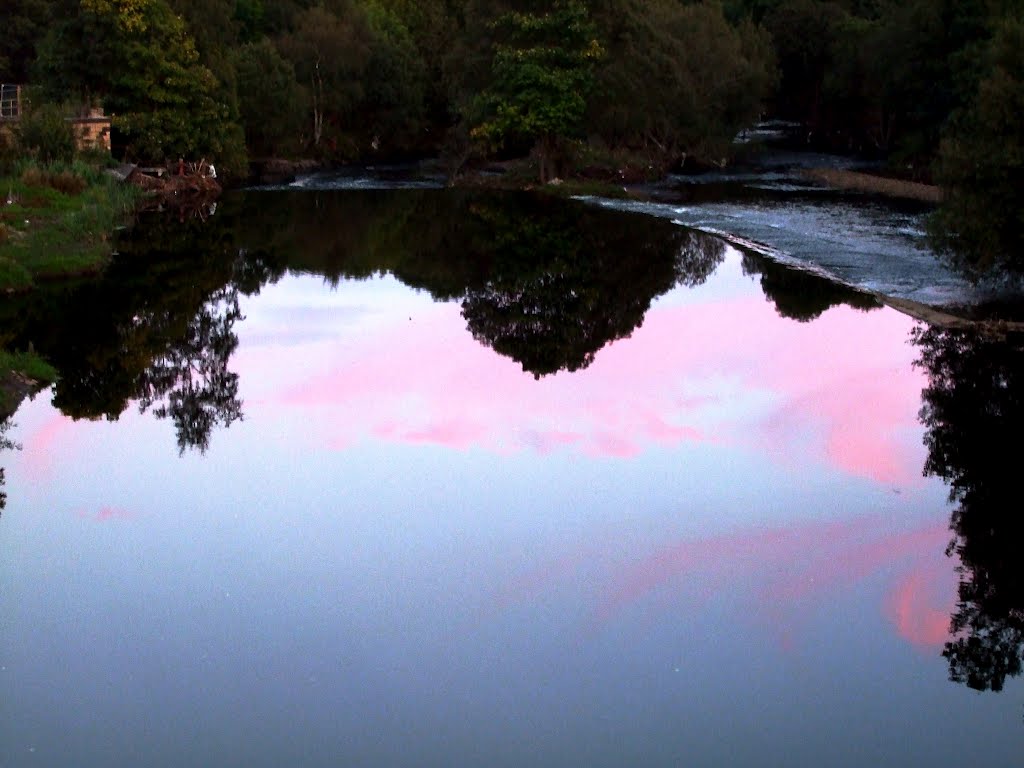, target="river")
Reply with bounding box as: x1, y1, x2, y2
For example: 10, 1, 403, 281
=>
0, 183, 1021, 767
